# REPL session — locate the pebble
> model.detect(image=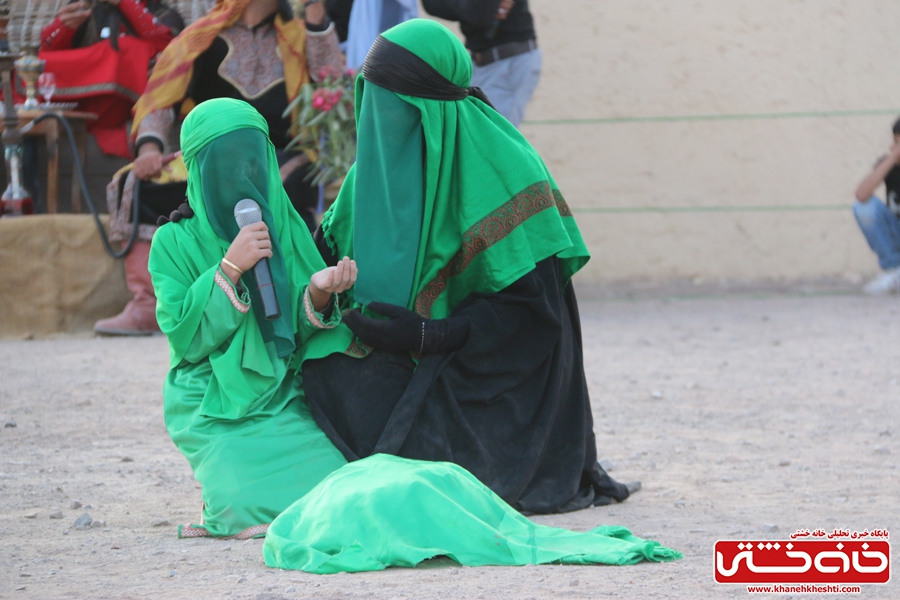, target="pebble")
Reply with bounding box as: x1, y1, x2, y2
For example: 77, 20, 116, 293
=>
49, 511, 63, 520
16, 586, 25, 591
24, 511, 38, 519
834, 496, 848, 503
650, 390, 664, 399
121, 457, 134, 463
69, 500, 82, 510
286, 586, 296, 593
673, 500, 686, 508
151, 518, 171, 527
599, 458, 614, 472
74, 513, 93, 530
879, 429, 891, 437
168, 570, 177, 578
873, 446, 890, 455
237, 576, 247, 583
110, 542, 121, 550
91, 520, 106, 528
4, 420, 16, 428
568, 579, 580, 587
762, 524, 778, 533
